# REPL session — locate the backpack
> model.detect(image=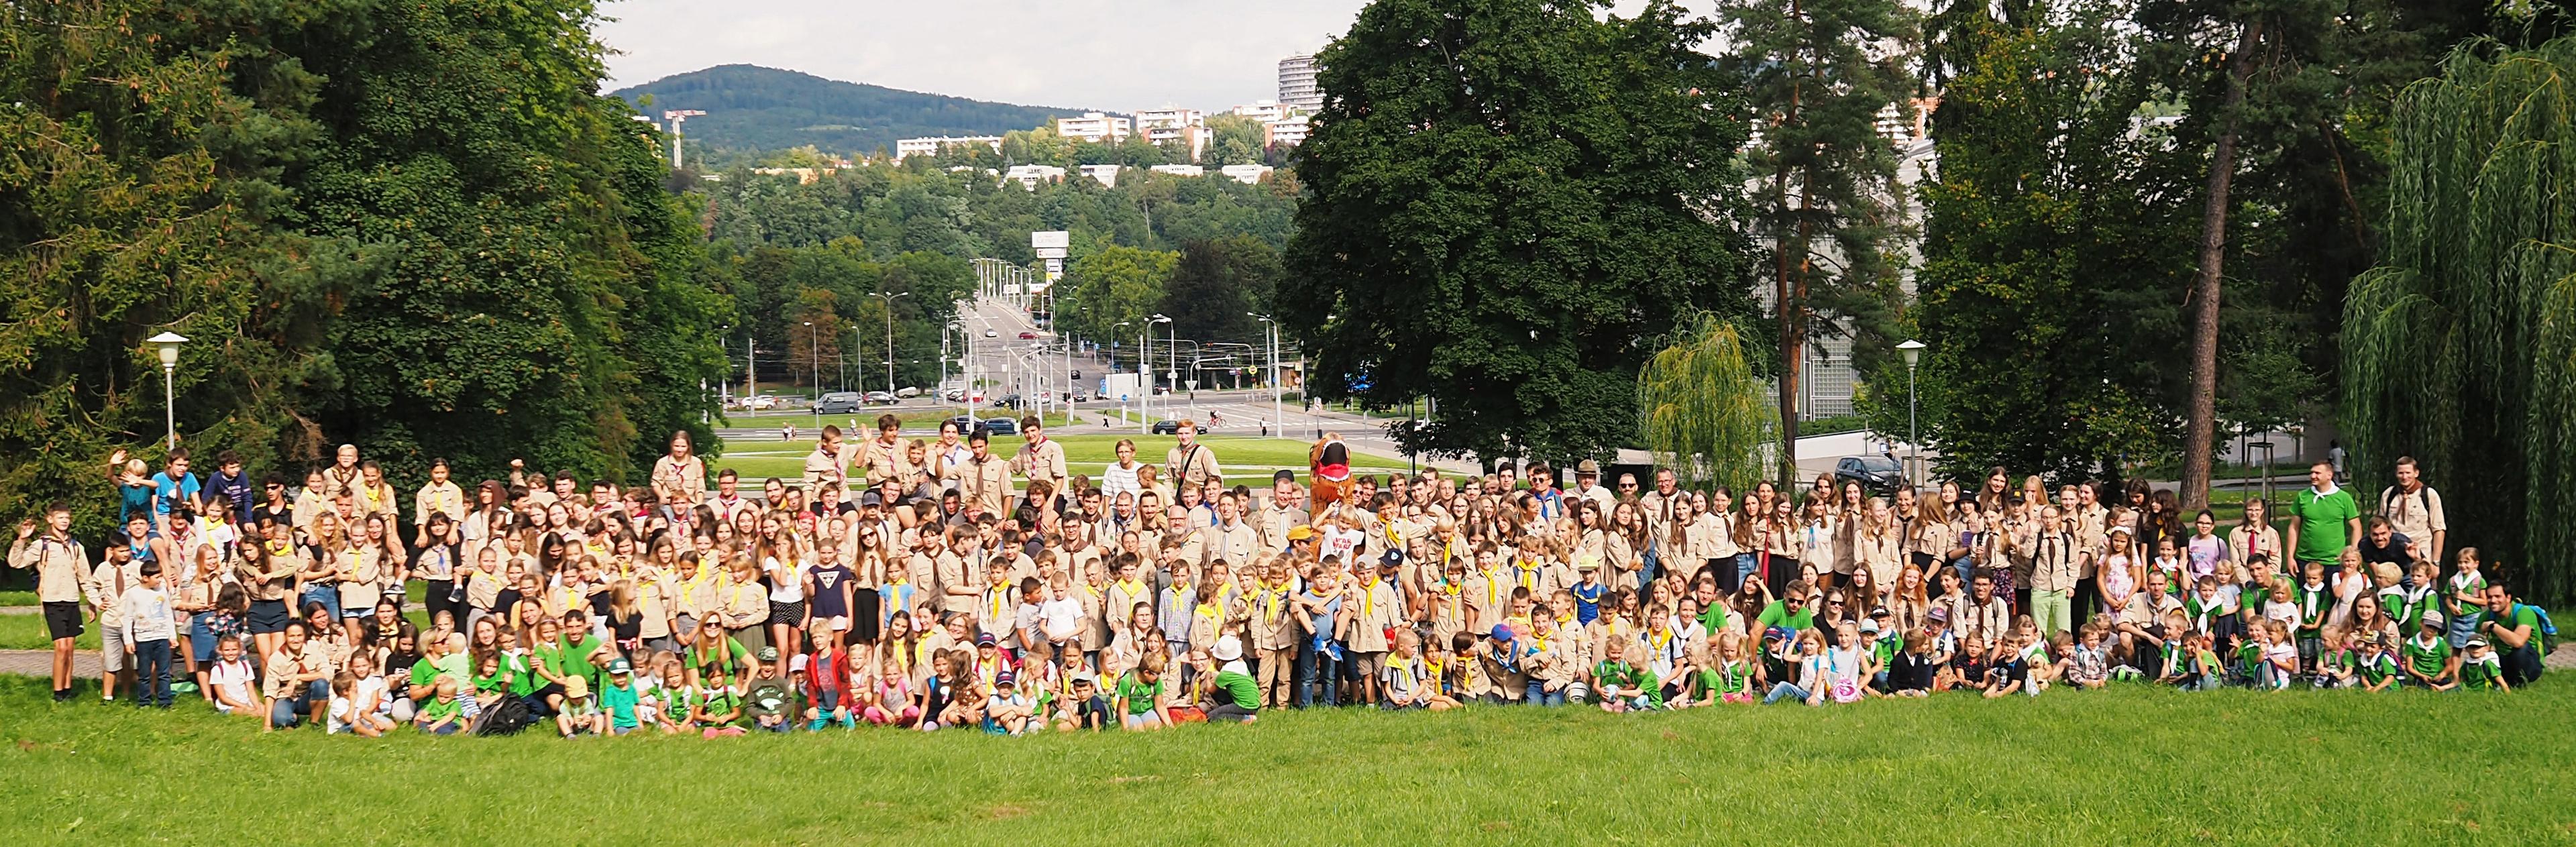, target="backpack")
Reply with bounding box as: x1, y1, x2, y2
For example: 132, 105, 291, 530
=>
474, 696, 534, 736
2523, 604, 2559, 655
